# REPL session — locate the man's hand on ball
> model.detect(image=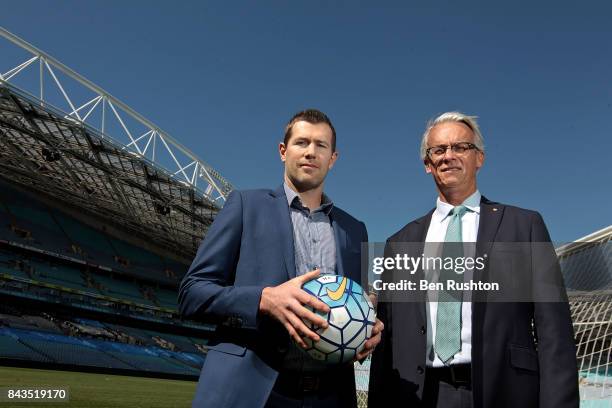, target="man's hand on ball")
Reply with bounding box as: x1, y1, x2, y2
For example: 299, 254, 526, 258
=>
355, 318, 384, 361
259, 269, 330, 348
